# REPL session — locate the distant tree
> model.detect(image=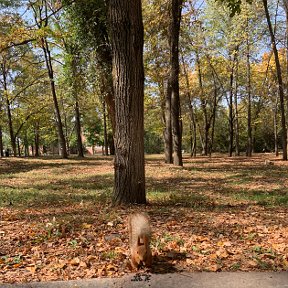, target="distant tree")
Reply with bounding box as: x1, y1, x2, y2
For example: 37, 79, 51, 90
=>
30, 0, 68, 159
262, 0, 287, 160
